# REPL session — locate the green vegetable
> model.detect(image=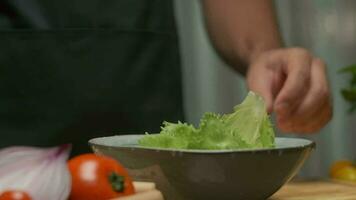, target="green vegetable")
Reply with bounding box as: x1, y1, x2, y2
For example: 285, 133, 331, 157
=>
339, 64, 356, 112
138, 91, 275, 150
